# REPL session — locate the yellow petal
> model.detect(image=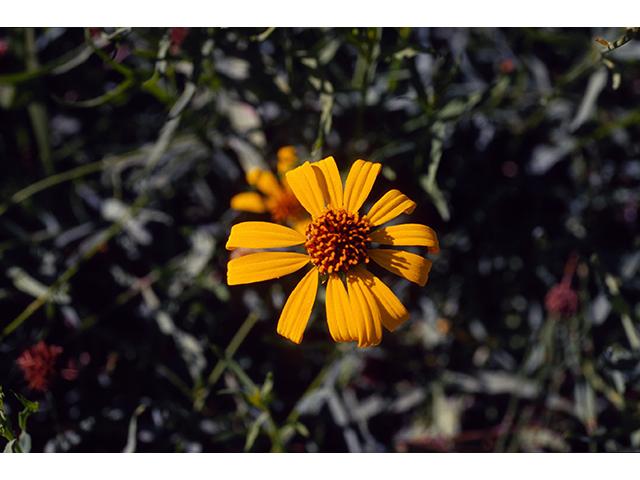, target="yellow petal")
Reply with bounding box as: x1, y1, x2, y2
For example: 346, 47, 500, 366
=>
276, 267, 318, 344
277, 146, 298, 175
369, 248, 432, 287
353, 265, 410, 332
227, 252, 309, 285
343, 160, 381, 214
247, 169, 282, 198
226, 221, 305, 251
285, 161, 326, 217
311, 156, 344, 208
280, 173, 293, 193
365, 189, 416, 226
370, 224, 440, 254
230, 192, 268, 214
325, 273, 358, 343
347, 269, 383, 347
